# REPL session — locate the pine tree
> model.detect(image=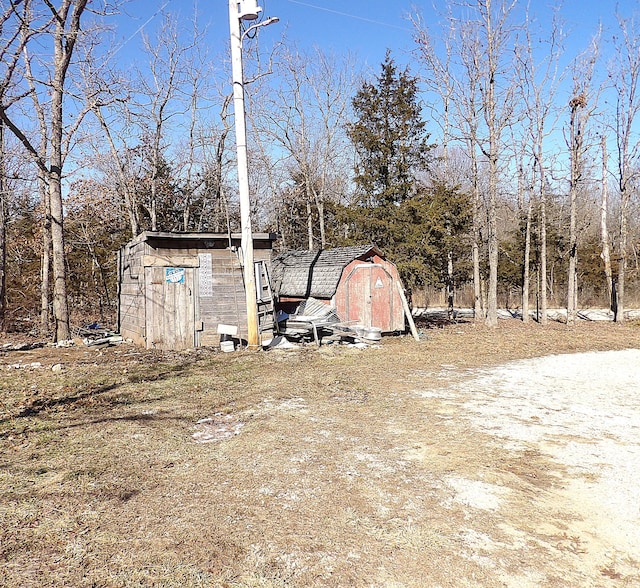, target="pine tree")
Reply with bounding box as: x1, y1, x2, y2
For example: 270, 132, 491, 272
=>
347, 51, 432, 210
344, 52, 471, 293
